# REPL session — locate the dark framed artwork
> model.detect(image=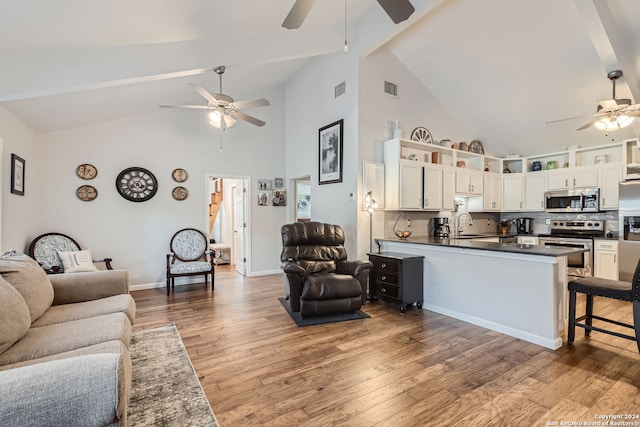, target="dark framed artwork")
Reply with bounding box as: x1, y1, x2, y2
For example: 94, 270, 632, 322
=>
318, 119, 343, 185
11, 154, 25, 196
